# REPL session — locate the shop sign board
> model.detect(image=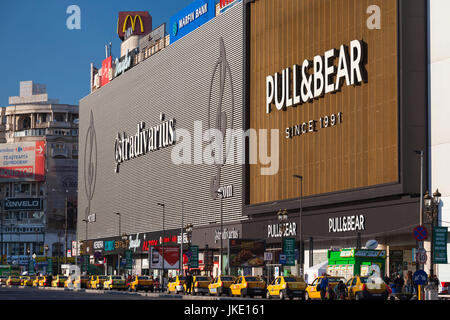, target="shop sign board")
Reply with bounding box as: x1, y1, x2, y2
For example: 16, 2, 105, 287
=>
3, 198, 42, 211
169, 0, 215, 44
150, 246, 180, 270
434, 227, 448, 264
